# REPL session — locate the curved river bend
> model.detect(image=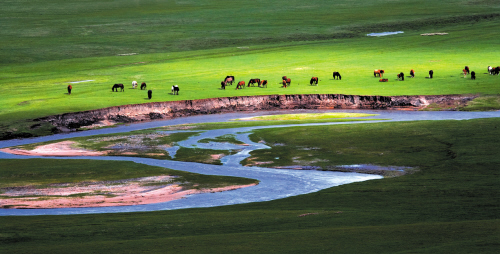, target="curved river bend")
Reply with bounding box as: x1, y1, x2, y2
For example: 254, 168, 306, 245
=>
1, 109, 499, 216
